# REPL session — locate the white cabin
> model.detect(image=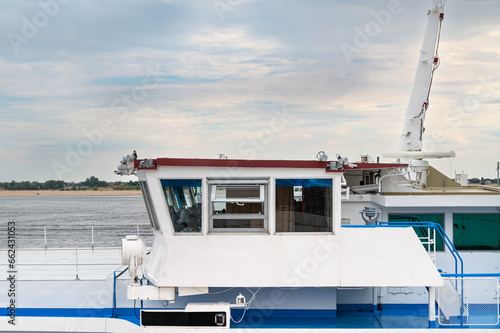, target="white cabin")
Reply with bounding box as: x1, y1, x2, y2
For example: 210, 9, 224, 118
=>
131, 158, 442, 294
